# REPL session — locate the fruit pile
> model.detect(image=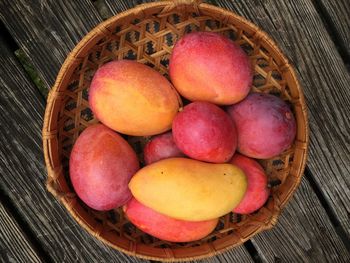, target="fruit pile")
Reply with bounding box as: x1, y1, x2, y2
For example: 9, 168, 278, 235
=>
69, 32, 296, 243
